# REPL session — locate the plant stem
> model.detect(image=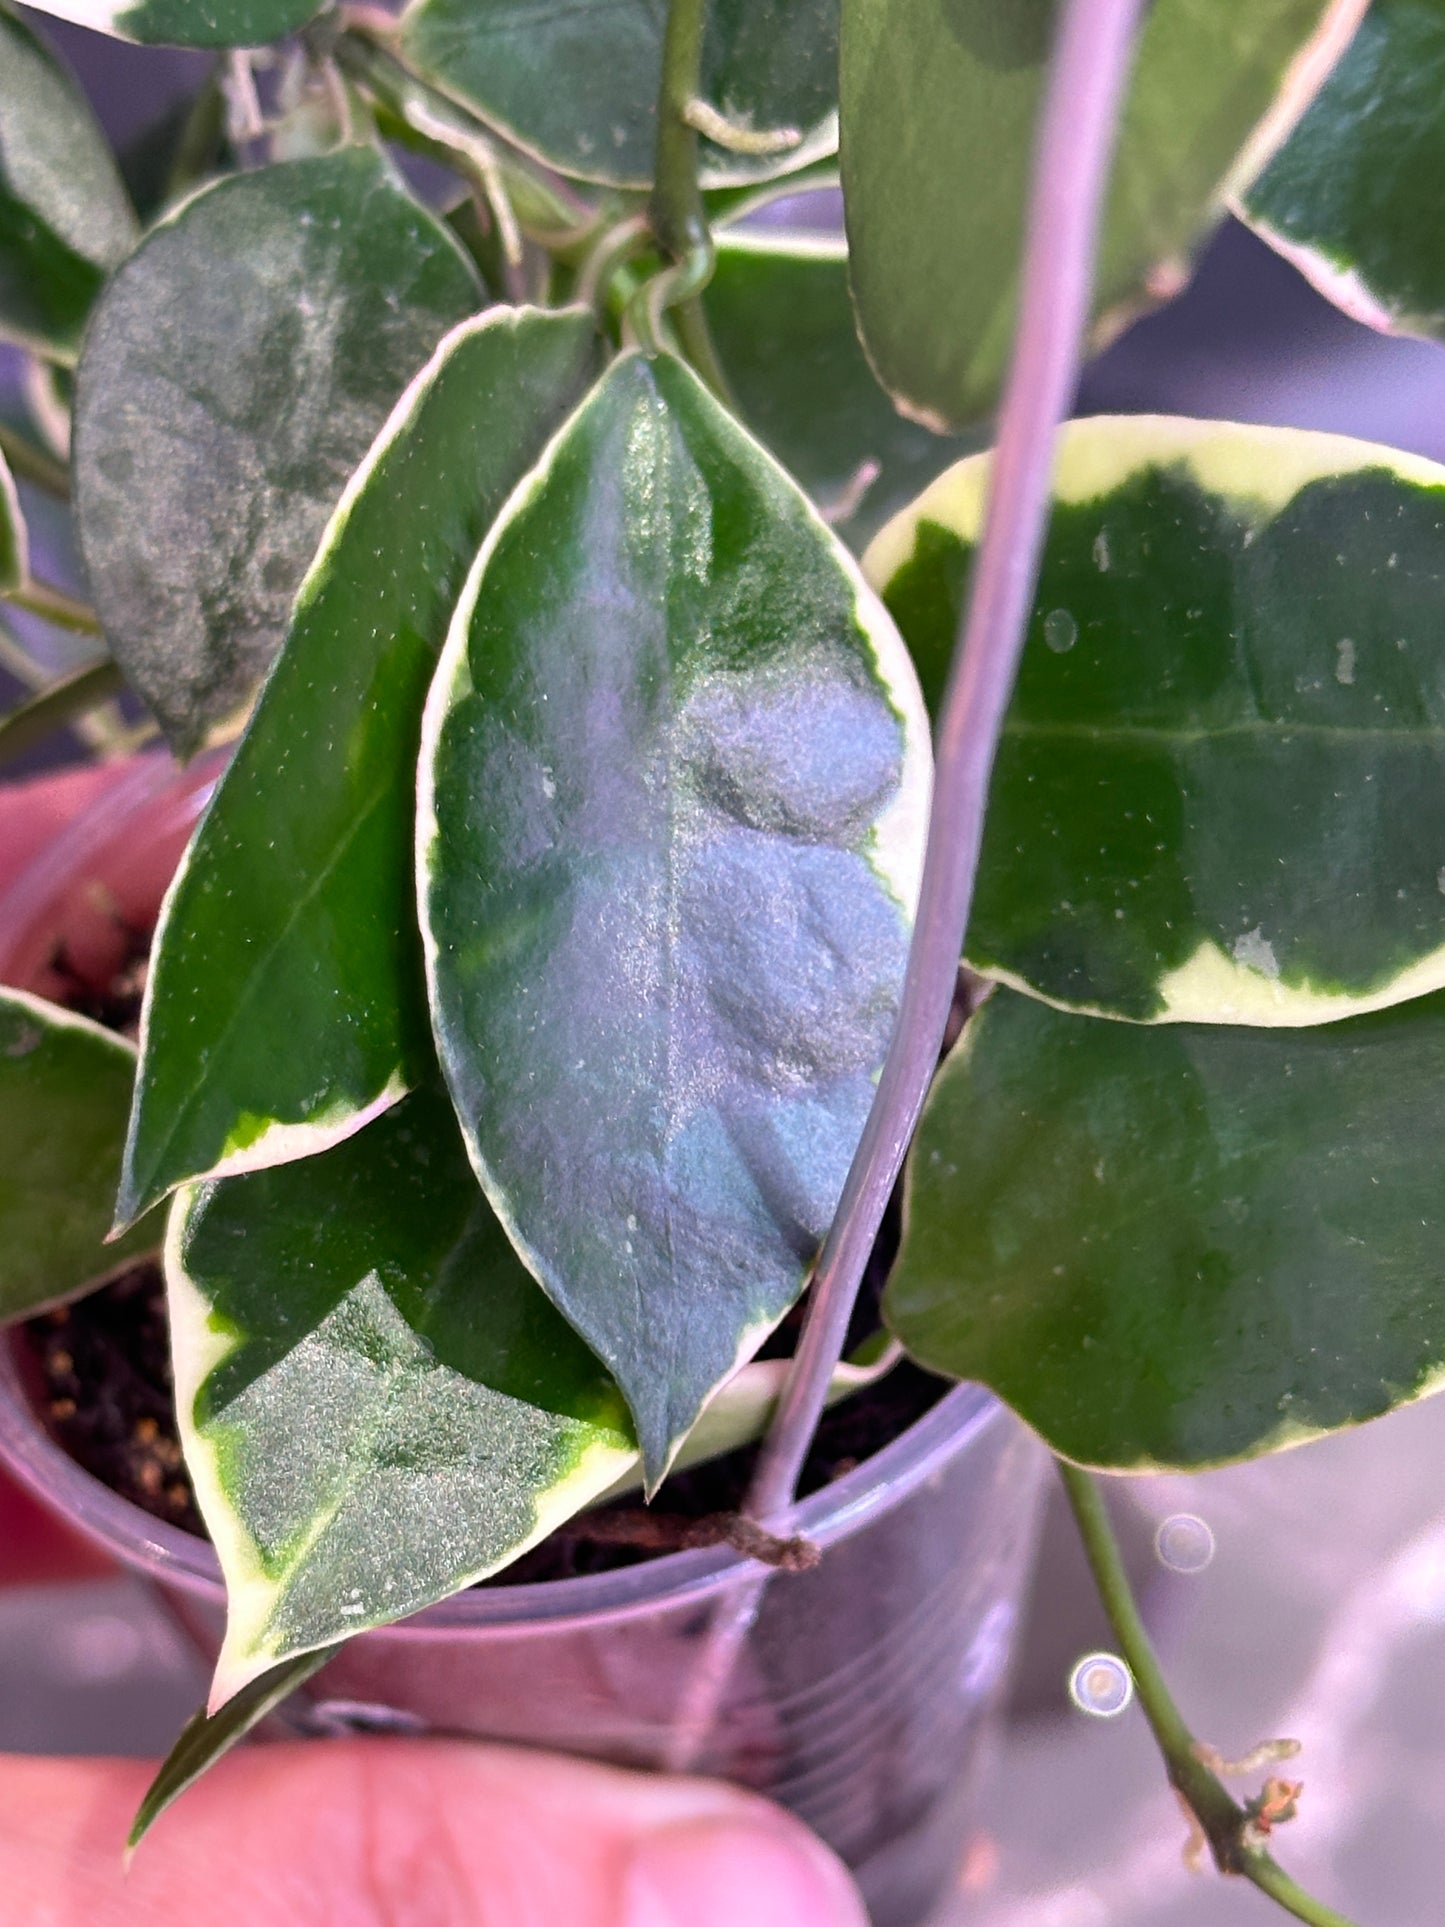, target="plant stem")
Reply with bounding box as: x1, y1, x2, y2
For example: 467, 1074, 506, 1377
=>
1057, 1461, 1362, 1927
650, 0, 707, 265
4, 579, 103, 637
0, 658, 124, 770
745, 0, 1147, 1529
646, 0, 729, 400
331, 30, 593, 247
0, 422, 68, 500
658, 0, 1147, 1785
